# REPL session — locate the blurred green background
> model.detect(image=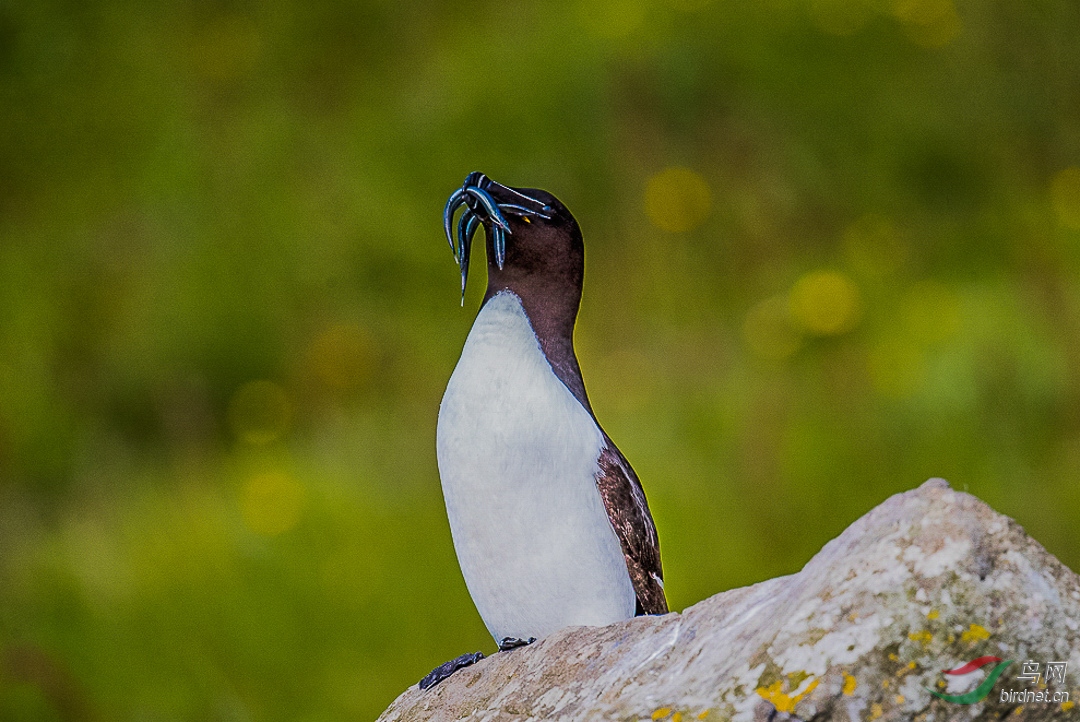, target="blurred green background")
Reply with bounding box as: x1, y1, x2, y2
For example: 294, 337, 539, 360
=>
1, 0, 1079, 719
